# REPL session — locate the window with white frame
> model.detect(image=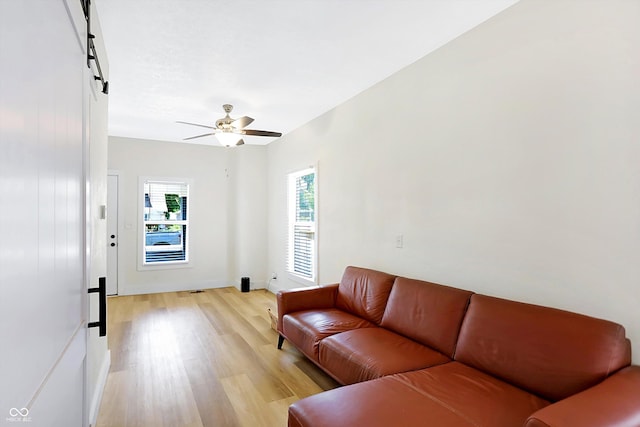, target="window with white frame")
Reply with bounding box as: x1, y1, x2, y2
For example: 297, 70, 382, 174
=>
142, 179, 189, 265
287, 168, 316, 282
